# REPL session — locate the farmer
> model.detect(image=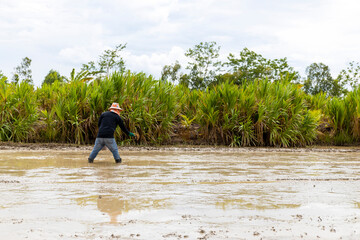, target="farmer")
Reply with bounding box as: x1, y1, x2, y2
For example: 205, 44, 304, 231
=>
88, 102, 136, 163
